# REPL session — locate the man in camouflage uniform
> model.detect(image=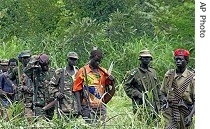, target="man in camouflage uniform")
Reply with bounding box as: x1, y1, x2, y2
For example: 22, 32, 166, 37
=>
9, 50, 32, 101
23, 54, 55, 120
123, 49, 161, 120
49, 51, 79, 119
160, 49, 195, 129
